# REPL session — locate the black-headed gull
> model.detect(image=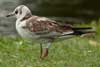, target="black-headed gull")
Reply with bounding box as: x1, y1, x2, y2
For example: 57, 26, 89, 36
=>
6, 5, 94, 59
